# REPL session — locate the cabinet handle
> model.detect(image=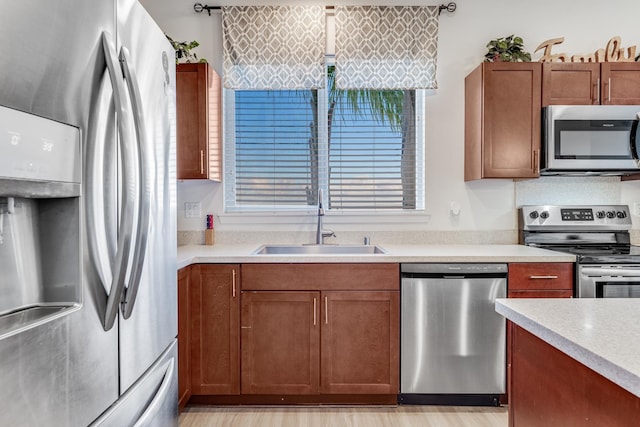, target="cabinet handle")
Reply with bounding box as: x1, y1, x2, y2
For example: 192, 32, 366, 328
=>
595, 78, 600, 104
324, 296, 328, 325
607, 77, 611, 103
232, 269, 236, 298
529, 275, 559, 279
200, 149, 204, 175
313, 297, 317, 326
533, 149, 540, 174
